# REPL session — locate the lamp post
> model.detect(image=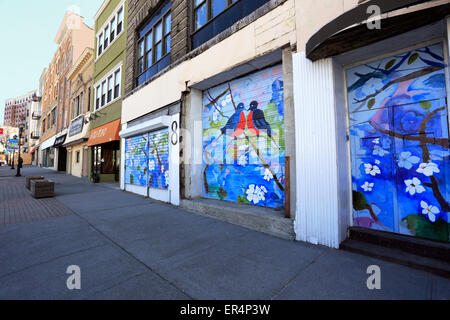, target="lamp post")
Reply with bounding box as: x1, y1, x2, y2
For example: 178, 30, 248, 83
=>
11, 135, 17, 170
16, 125, 24, 177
